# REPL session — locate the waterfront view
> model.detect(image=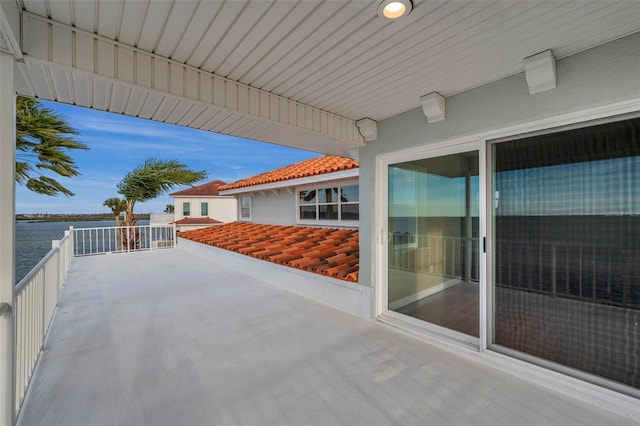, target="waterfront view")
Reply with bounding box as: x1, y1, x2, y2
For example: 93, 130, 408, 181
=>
16, 220, 111, 282
15, 219, 151, 282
